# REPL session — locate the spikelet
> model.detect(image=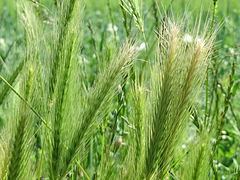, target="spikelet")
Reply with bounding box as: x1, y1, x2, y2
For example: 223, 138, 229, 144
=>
144, 19, 215, 179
